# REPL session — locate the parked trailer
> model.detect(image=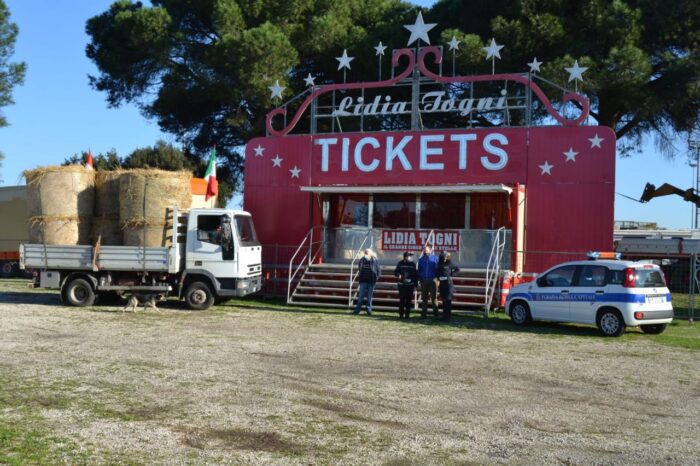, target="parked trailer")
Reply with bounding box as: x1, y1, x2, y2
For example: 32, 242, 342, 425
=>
0, 185, 29, 277
20, 207, 262, 310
